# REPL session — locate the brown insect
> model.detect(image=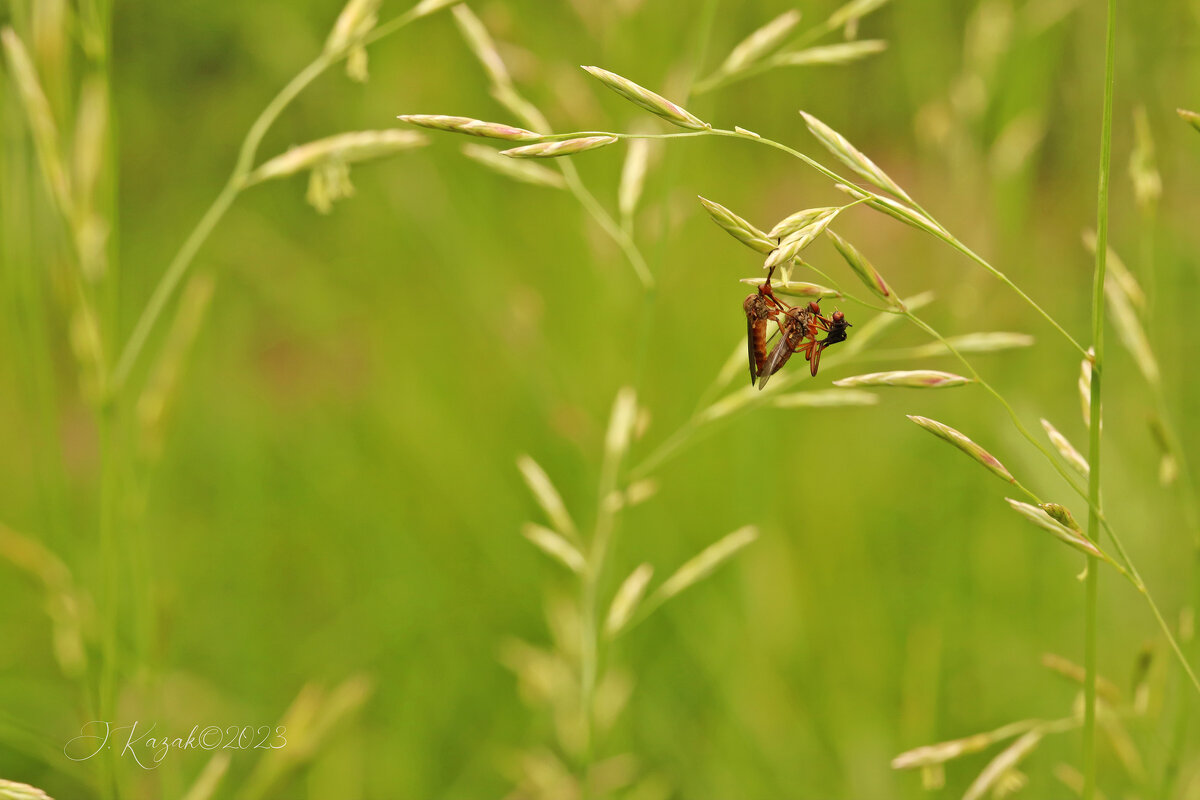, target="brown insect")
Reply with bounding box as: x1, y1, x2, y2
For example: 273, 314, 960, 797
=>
756, 301, 821, 389
743, 282, 787, 384
804, 308, 852, 377
753, 299, 852, 388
